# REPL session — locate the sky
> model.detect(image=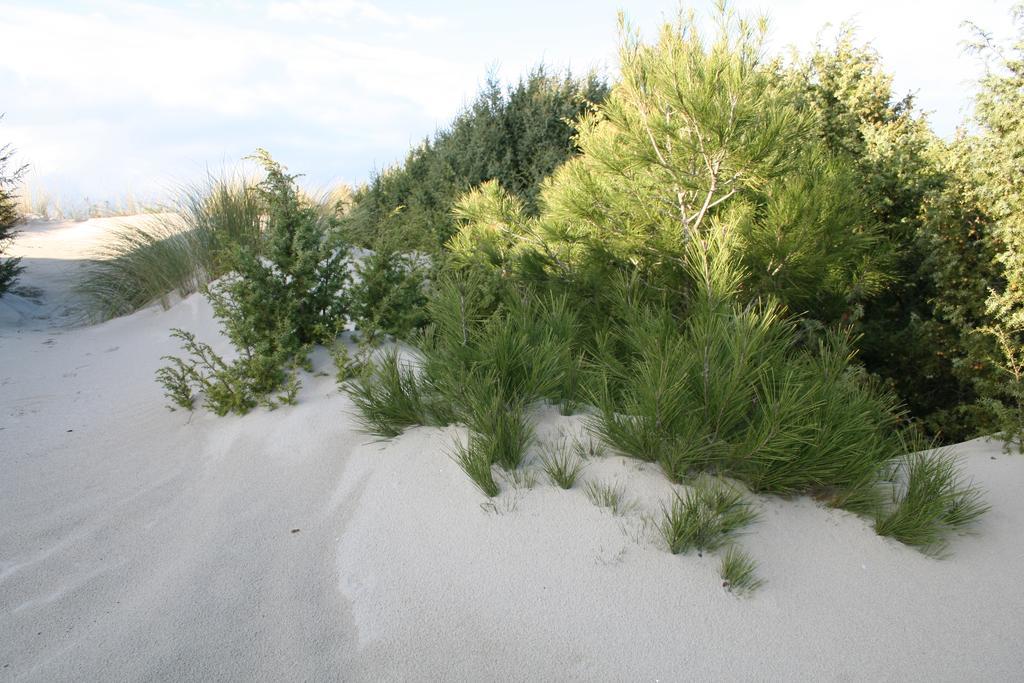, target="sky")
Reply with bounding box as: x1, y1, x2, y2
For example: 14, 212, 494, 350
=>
0, 0, 1017, 205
